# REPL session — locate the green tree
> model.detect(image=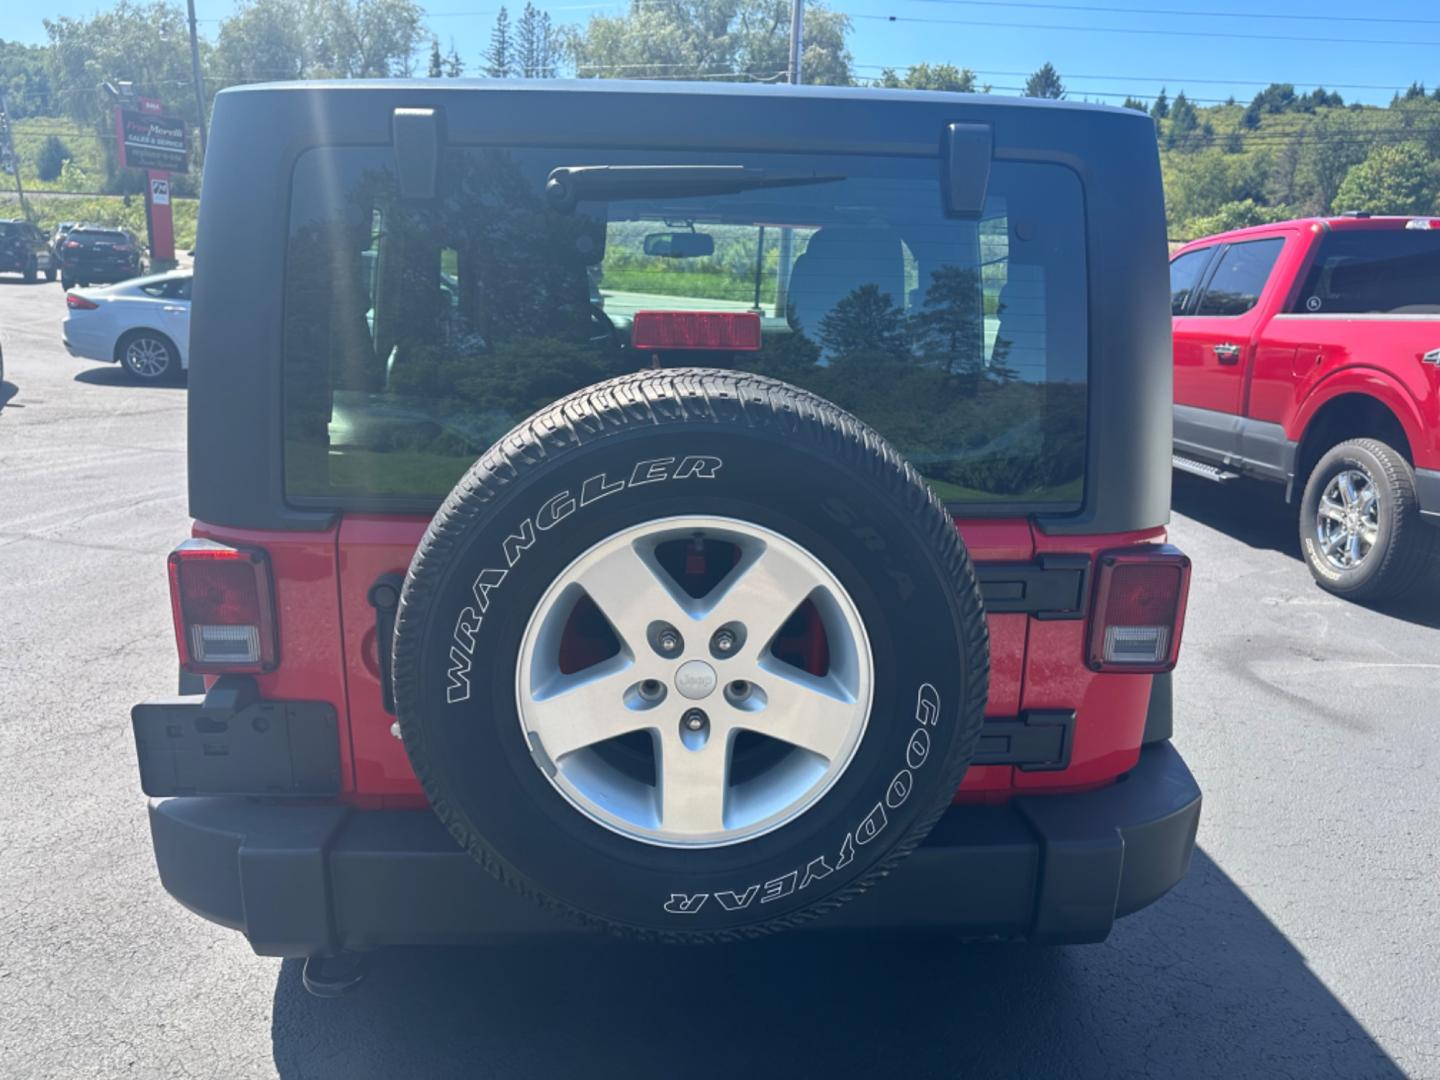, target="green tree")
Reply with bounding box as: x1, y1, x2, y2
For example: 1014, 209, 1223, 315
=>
1151, 88, 1169, 119
428, 37, 443, 77
1023, 62, 1064, 100
485, 7, 513, 78
1333, 141, 1440, 215
516, 2, 557, 77
1168, 91, 1199, 146
443, 39, 464, 77
1296, 110, 1373, 213
1184, 199, 1292, 239
1121, 96, 1148, 112
45, 2, 199, 127
216, 0, 422, 81
877, 63, 980, 93
35, 135, 70, 182
304, 0, 425, 77
0, 39, 54, 119
568, 0, 853, 86
214, 0, 307, 82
